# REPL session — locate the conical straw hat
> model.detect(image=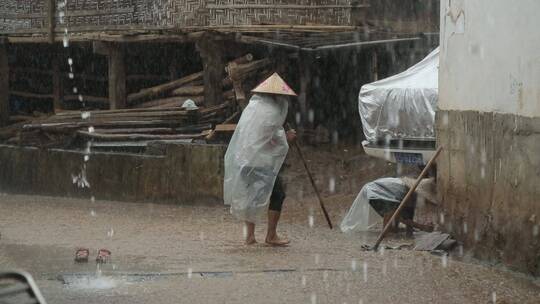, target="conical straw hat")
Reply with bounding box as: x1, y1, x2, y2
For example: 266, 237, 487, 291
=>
252, 73, 297, 96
